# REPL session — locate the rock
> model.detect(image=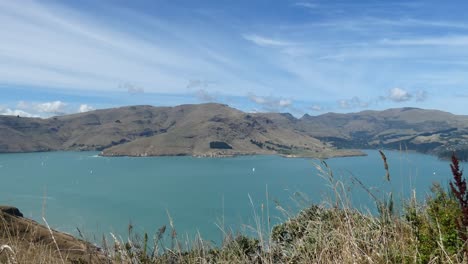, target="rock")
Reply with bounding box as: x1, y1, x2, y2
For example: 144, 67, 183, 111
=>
0, 206, 23, 217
